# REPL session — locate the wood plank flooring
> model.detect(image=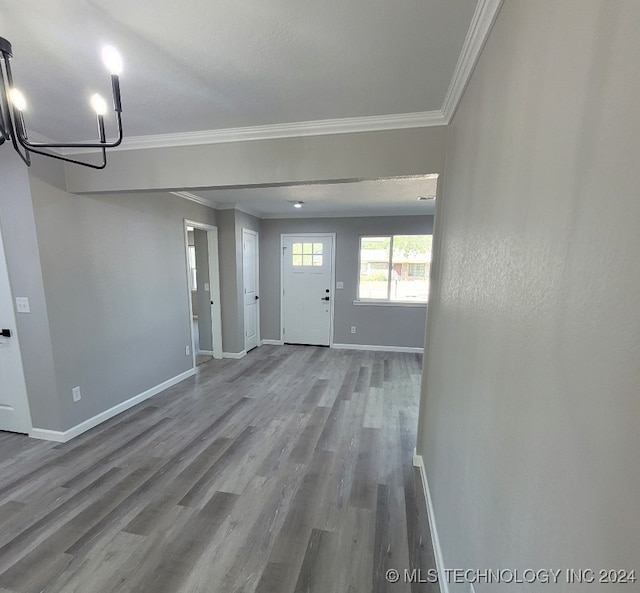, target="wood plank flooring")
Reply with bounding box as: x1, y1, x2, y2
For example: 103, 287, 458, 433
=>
0, 345, 438, 593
